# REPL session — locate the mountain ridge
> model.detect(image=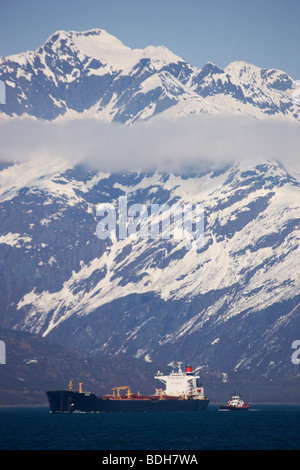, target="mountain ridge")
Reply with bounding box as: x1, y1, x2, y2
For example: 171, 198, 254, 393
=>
0, 159, 299, 388
0, 28, 299, 124
0, 29, 299, 403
